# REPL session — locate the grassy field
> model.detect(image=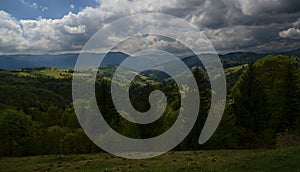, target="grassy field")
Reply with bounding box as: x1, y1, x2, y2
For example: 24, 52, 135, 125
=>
1, 147, 300, 172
